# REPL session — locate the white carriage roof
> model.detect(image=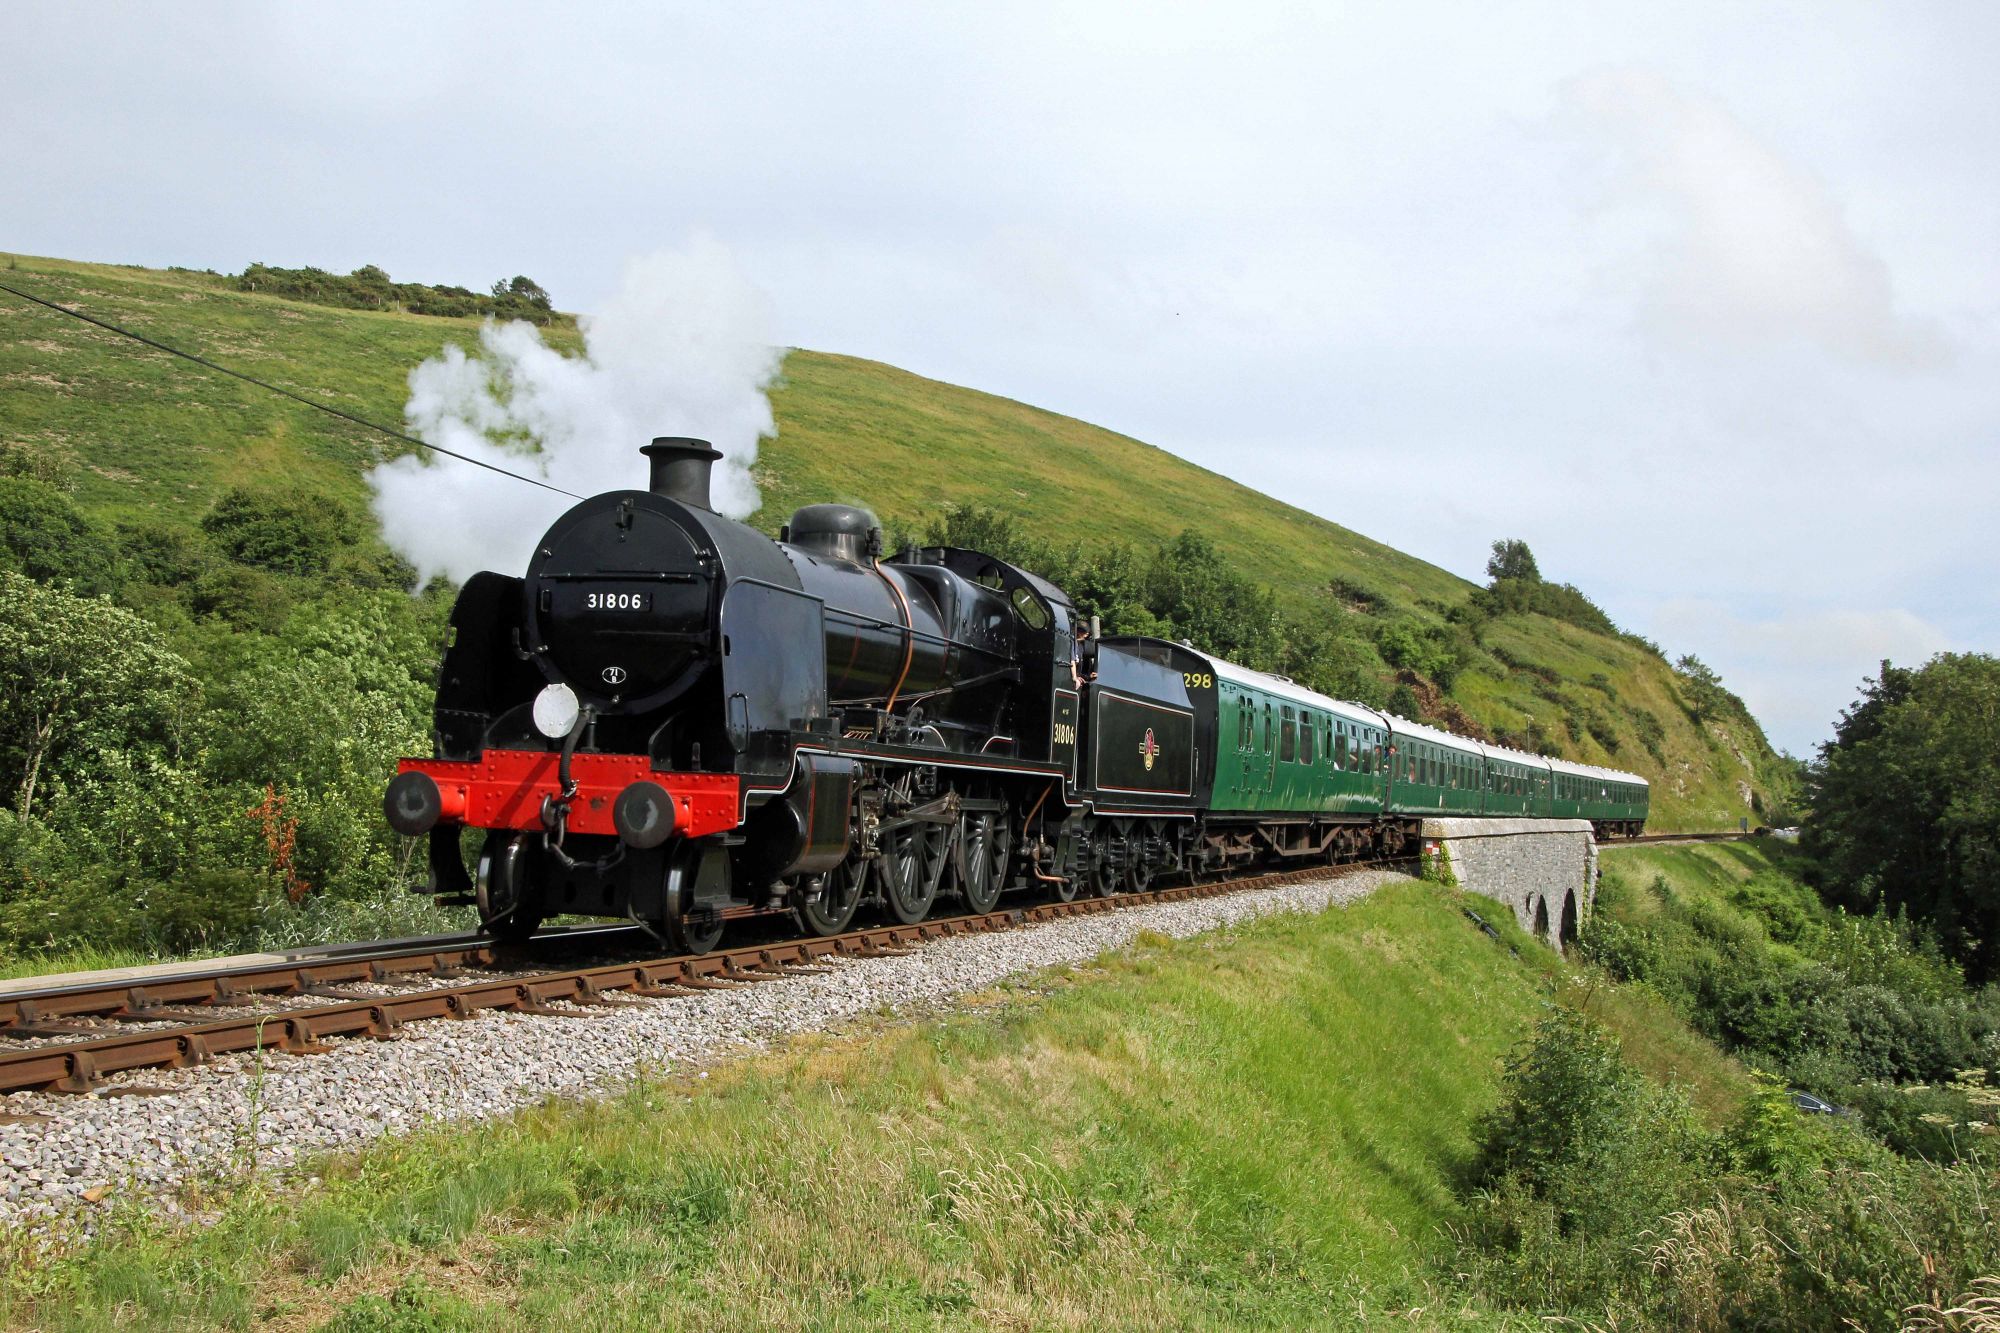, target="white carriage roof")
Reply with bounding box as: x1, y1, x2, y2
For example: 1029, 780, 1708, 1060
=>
1208, 659, 1389, 730
1380, 715, 1489, 758
1545, 754, 1651, 786
1202, 654, 1648, 787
